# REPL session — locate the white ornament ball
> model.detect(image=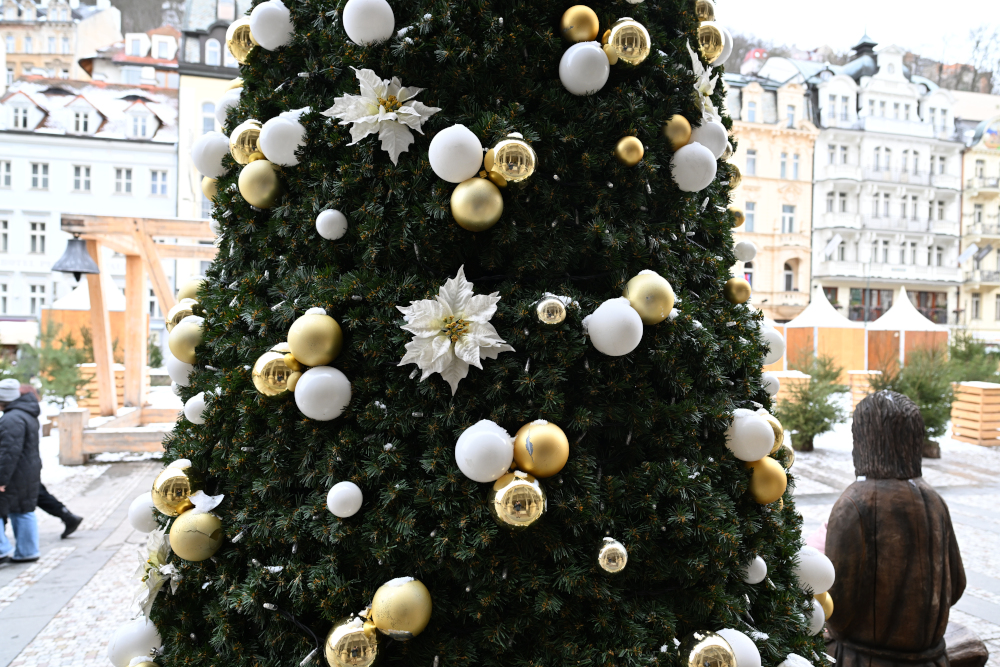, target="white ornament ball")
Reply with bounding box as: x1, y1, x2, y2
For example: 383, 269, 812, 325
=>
690, 120, 728, 159
455, 419, 514, 483
761, 327, 786, 365
742, 555, 767, 584
734, 241, 757, 262
215, 87, 241, 126
725, 413, 775, 461
127, 492, 159, 533
184, 391, 207, 425
716, 629, 761, 667
428, 124, 484, 183
171, 381, 182, 396
342, 0, 394, 45
316, 209, 349, 240
294, 366, 352, 421
805, 597, 826, 634
559, 41, 611, 96
166, 355, 193, 386
326, 481, 364, 517
249, 0, 294, 50
709, 23, 734, 67
259, 116, 305, 166
191, 131, 231, 179
585, 297, 643, 357
106, 617, 162, 667
671, 142, 717, 192
761, 371, 780, 397
794, 545, 836, 594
